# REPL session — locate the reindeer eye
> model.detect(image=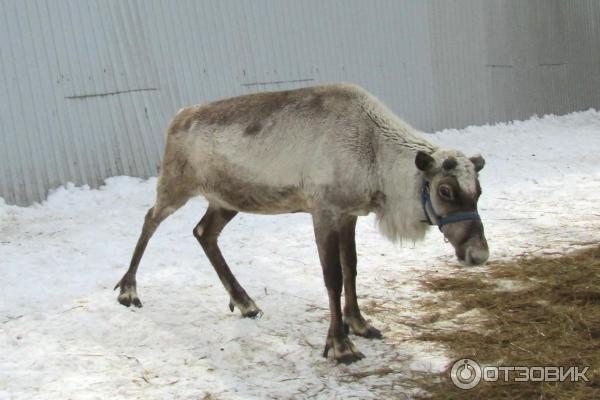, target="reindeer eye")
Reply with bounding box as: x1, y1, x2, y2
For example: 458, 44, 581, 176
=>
438, 184, 453, 201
